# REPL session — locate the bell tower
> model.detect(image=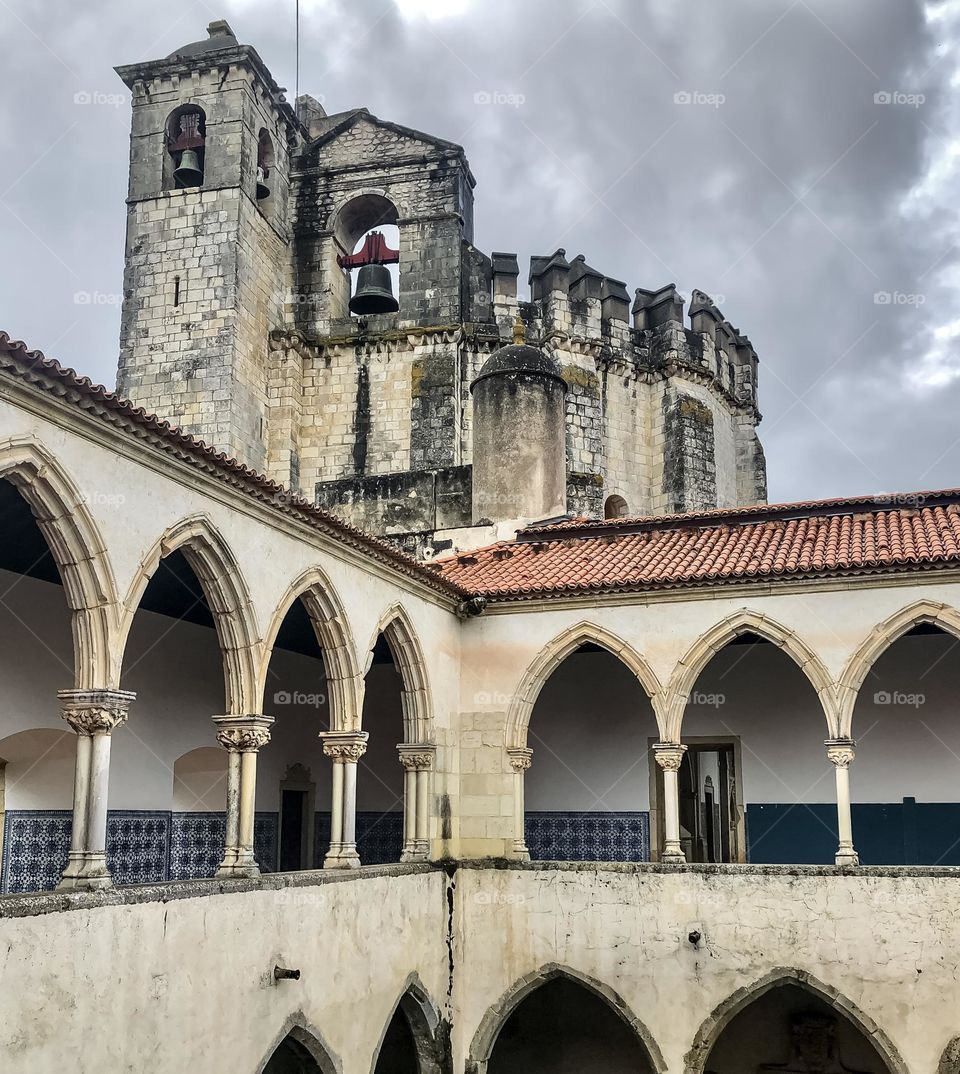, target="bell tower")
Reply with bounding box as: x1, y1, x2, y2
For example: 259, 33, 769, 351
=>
115, 21, 301, 469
